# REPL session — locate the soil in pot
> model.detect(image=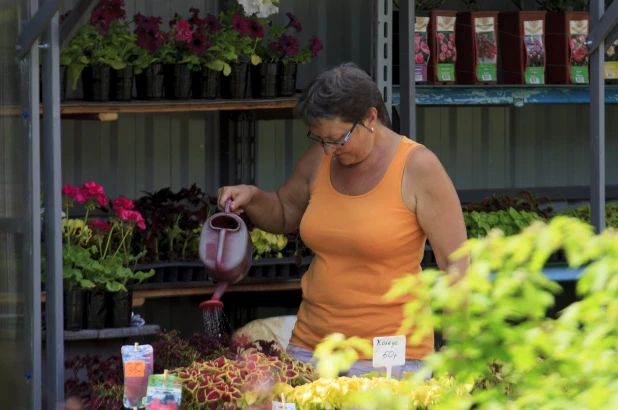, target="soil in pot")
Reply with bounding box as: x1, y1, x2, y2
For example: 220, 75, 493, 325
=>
110, 66, 134, 101
456, 12, 500, 85
414, 12, 432, 84
251, 63, 279, 98
428, 11, 457, 84
546, 12, 590, 84
163, 64, 192, 100
220, 62, 249, 99
40, 65, 68, 102
135, 64, 164, 100
64, 289, 84, 331
85, 289, 107, 329
82, 65, 111, 102
192, 67, 220, 99
499, 12, 547, 85
105, 289, 133, 328
279, 63, 297, 96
